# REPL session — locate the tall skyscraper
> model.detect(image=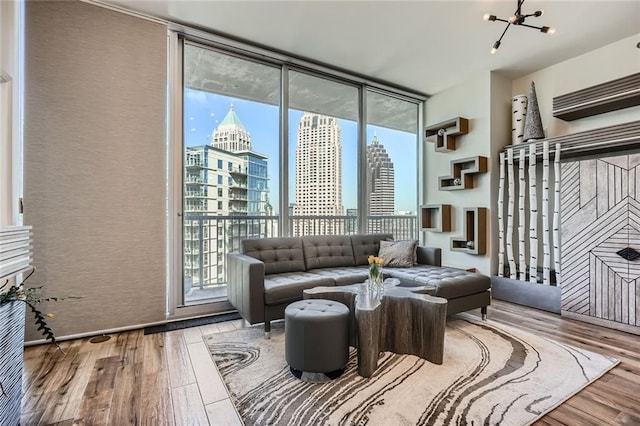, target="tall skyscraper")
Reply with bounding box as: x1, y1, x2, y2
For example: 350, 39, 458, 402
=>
293, 112, 343, 236
366, 135, 395, 216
